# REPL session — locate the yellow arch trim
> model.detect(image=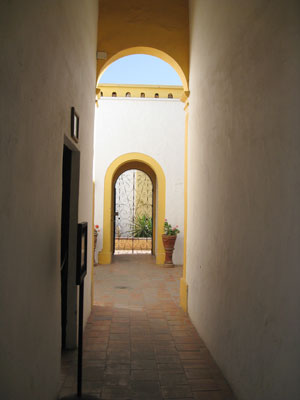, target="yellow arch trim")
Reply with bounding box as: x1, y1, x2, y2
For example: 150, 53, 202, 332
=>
98, 152, 166, 265
98, 47, 188, 92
